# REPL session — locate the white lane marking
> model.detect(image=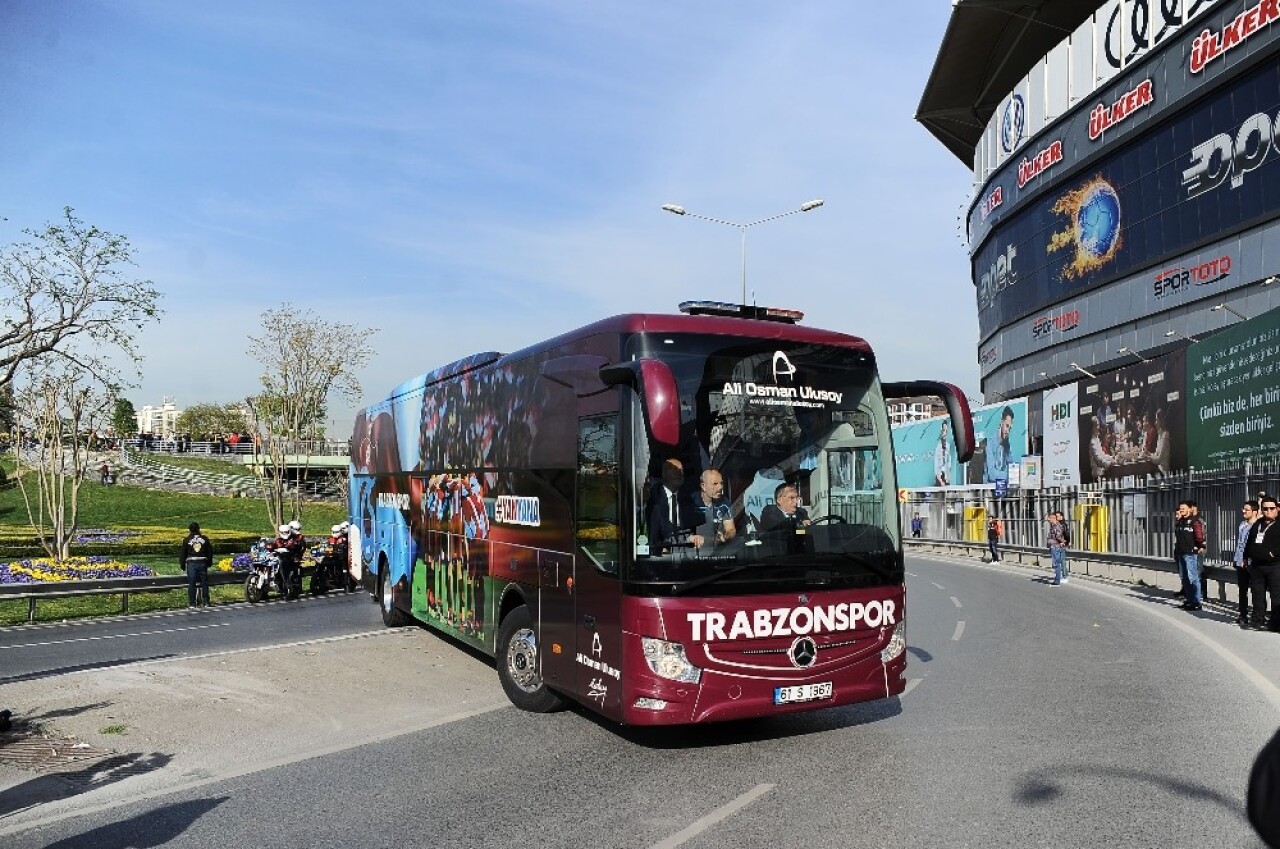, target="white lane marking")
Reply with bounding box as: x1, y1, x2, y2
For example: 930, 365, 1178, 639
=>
0, 699, 510, 838
909, 551, 1280, 713
905, 571, 918, 577
649, 784, 775, 849
902, 678, 922, 696
930, 581, 946, 590
952, 620, 965, 641
0, 622, 229, 650
950, 596, 962, 609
